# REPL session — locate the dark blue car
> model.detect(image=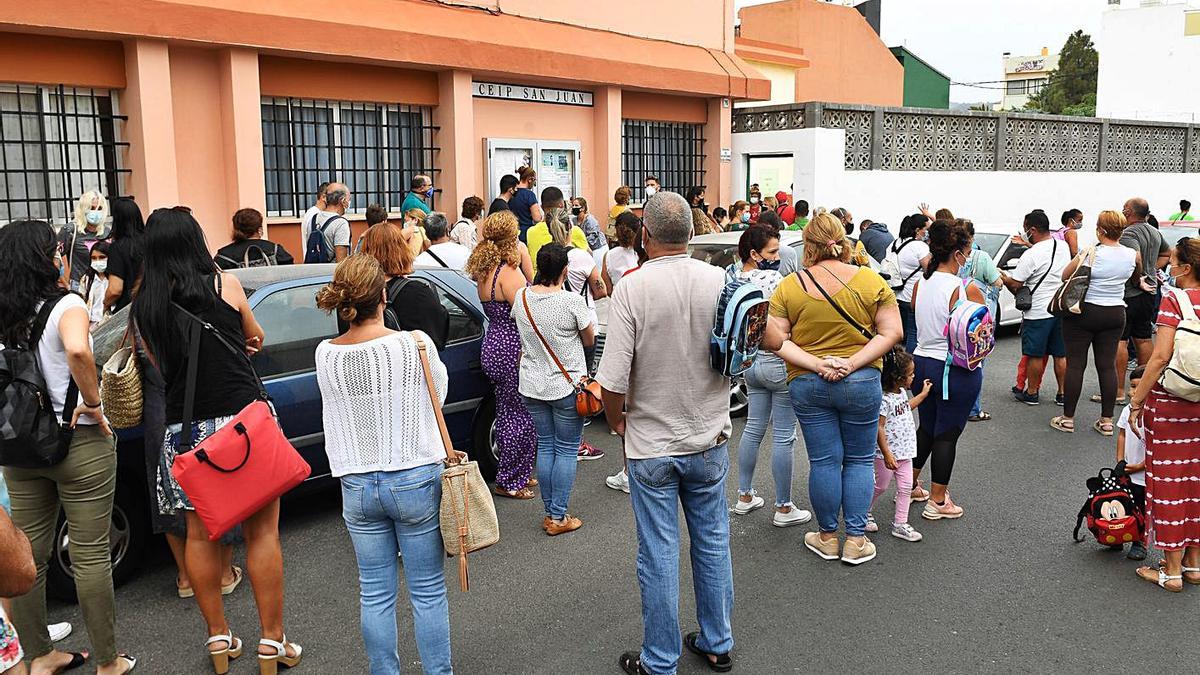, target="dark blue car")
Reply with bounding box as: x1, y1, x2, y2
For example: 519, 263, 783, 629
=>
51, 265, 497, 600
